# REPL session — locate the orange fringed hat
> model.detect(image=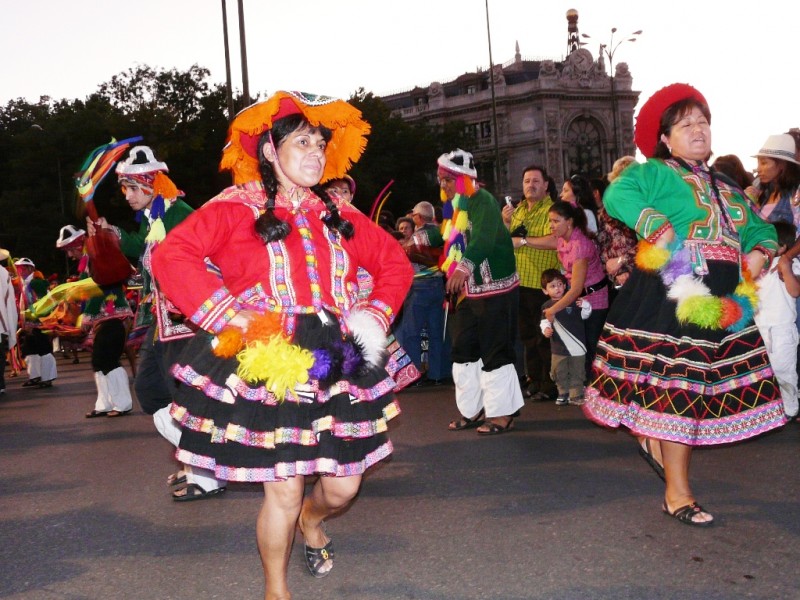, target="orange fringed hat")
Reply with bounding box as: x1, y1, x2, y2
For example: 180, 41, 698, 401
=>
220, 91, 371, 185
